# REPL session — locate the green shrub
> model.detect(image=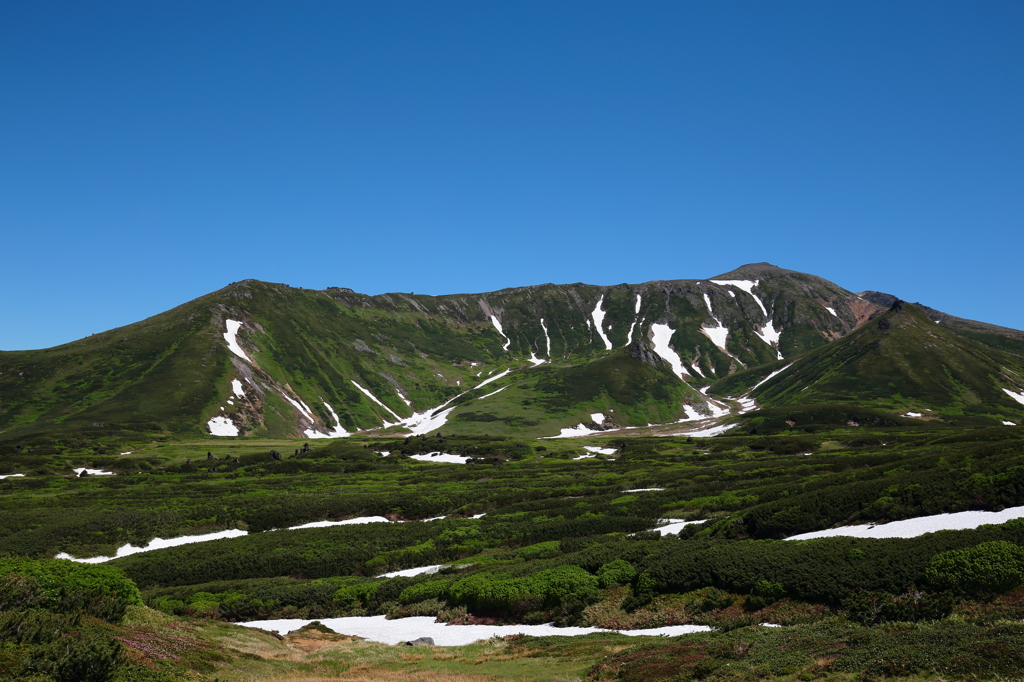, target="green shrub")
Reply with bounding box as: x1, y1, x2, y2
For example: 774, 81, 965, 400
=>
596, 559, 636, 588
748, 579, 786, 610
332, 581, 383, 609
621, 571, 656, 612
0, 609, 123, 681
0, 558, 141, 623
448, 565, 598, 617
925, 541, 1024, 596
398, 578, 452, 605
